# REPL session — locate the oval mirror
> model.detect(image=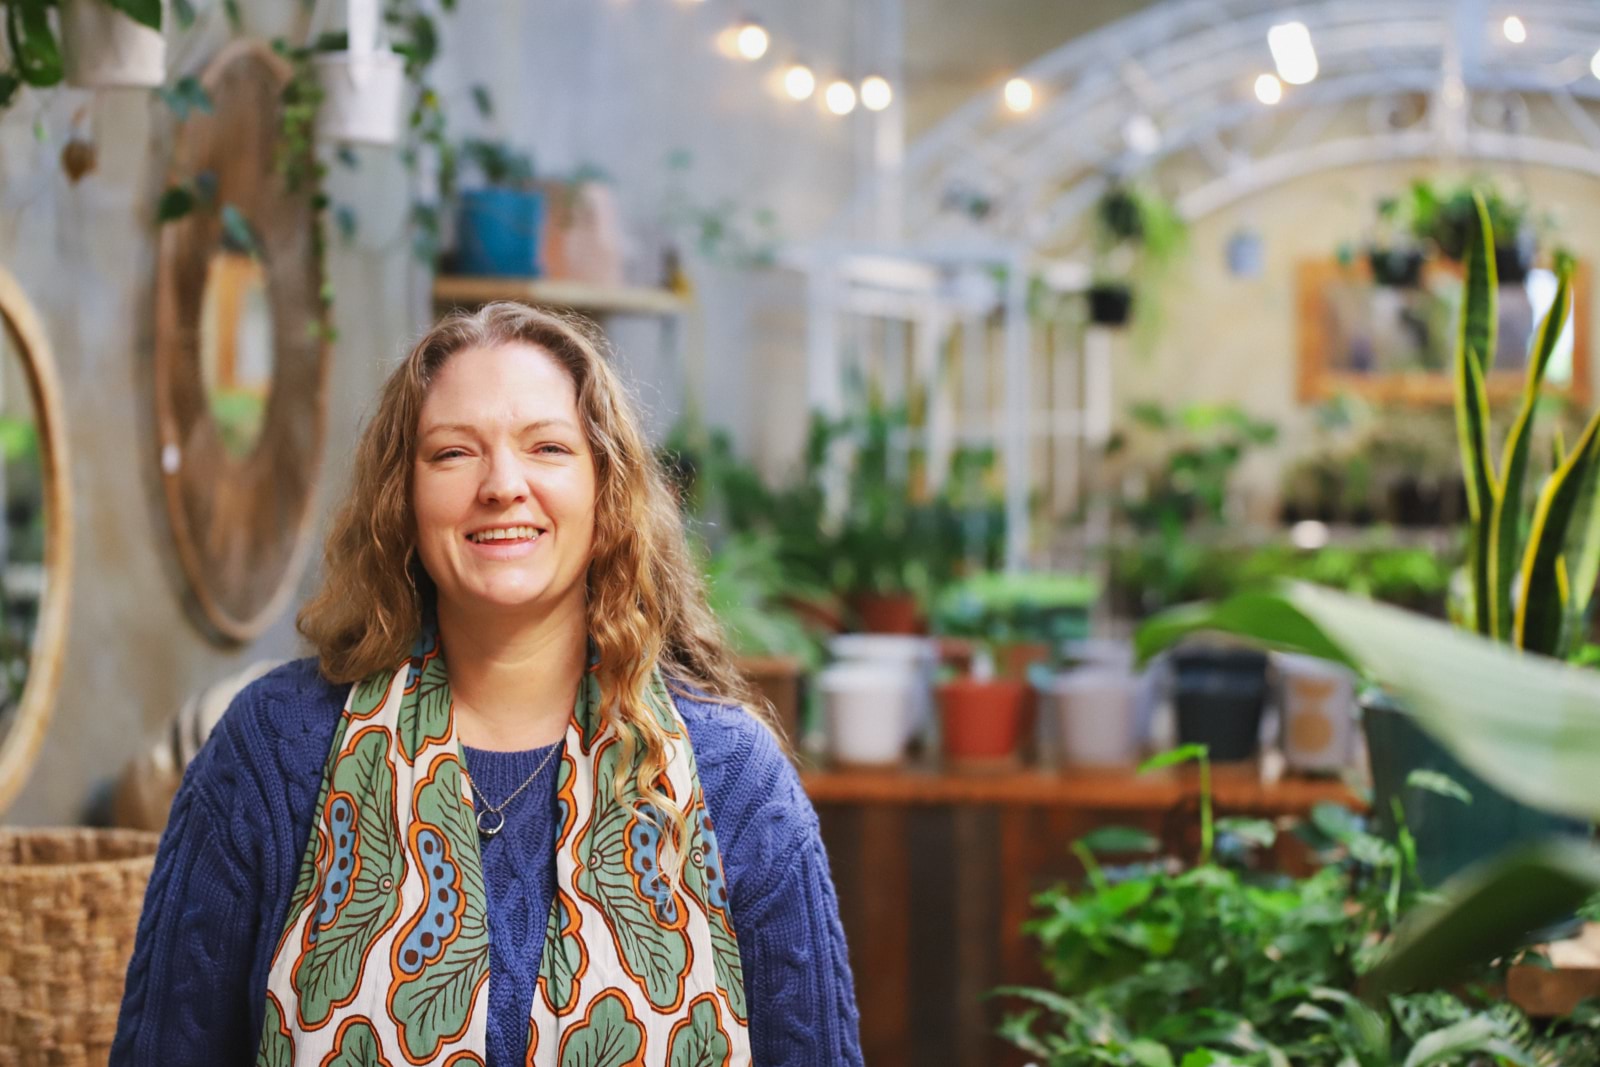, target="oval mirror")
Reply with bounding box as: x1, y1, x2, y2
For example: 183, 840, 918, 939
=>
0, 268, 74, 816
154, 41, 329, 644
